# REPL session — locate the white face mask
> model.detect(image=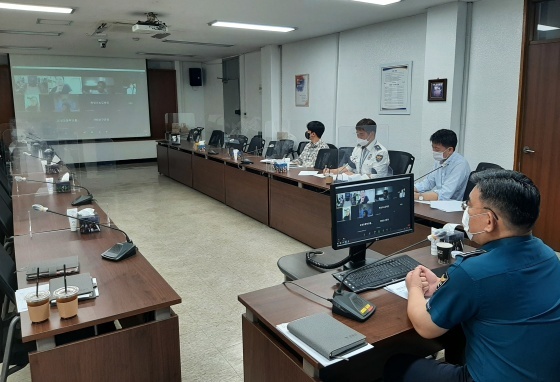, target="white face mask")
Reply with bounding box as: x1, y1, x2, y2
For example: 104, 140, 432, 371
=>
357, 138, 370, 147
433, 151, 445, 161
461, 208, 486, 240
